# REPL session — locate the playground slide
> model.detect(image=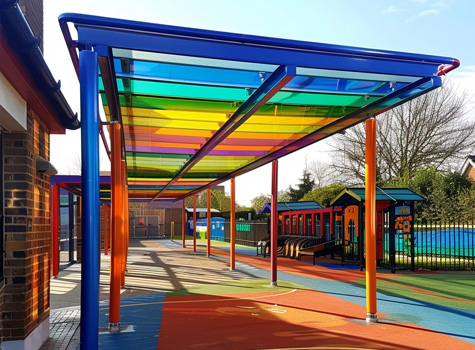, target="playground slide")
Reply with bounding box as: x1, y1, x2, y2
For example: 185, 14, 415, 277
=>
298, 240, 342, 264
